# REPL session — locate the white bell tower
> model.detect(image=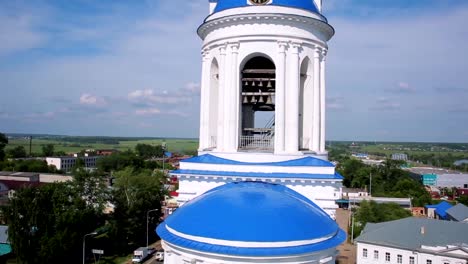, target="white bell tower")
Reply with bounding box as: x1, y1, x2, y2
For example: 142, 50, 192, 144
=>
197, 0, 334, 161
175, 0, 342, 219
